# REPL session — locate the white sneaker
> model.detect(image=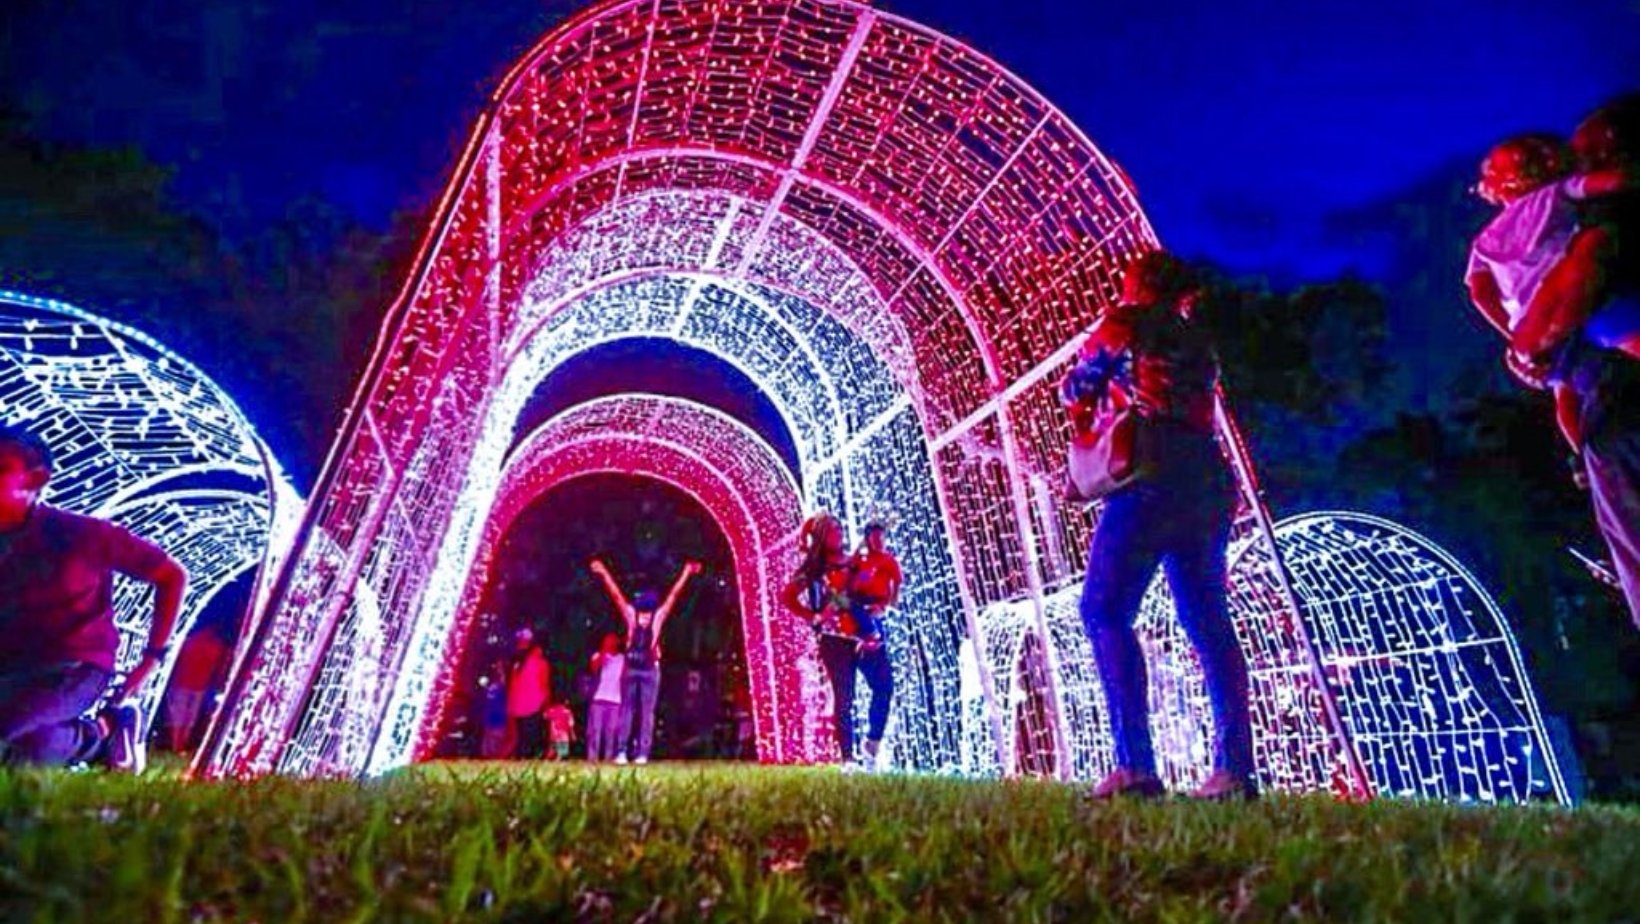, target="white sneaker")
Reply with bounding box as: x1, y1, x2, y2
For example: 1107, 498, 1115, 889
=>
614, 753, 629, 765
634, 755, 649, 765
104, 704, 146, 775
